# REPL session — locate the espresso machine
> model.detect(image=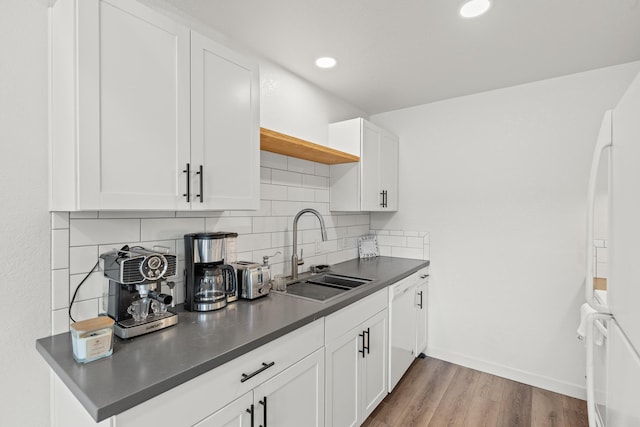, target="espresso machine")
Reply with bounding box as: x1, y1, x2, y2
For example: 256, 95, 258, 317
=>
100, 246, 178, 339
184, 232, 238, 311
